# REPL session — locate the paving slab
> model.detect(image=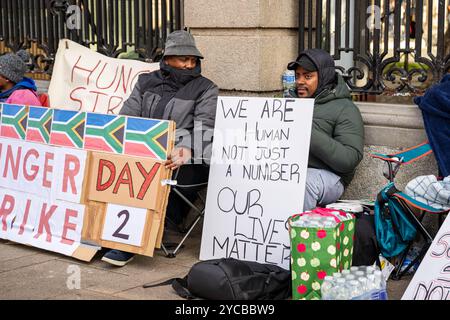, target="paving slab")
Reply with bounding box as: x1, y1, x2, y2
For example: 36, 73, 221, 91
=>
47, 289, 125, 300
87, 263, 190, 296
387, 275, 413, 300
0, 252, 57, 273
113, 284, 184, 300
0, 242, 46, 261
0, 259, 129, 300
